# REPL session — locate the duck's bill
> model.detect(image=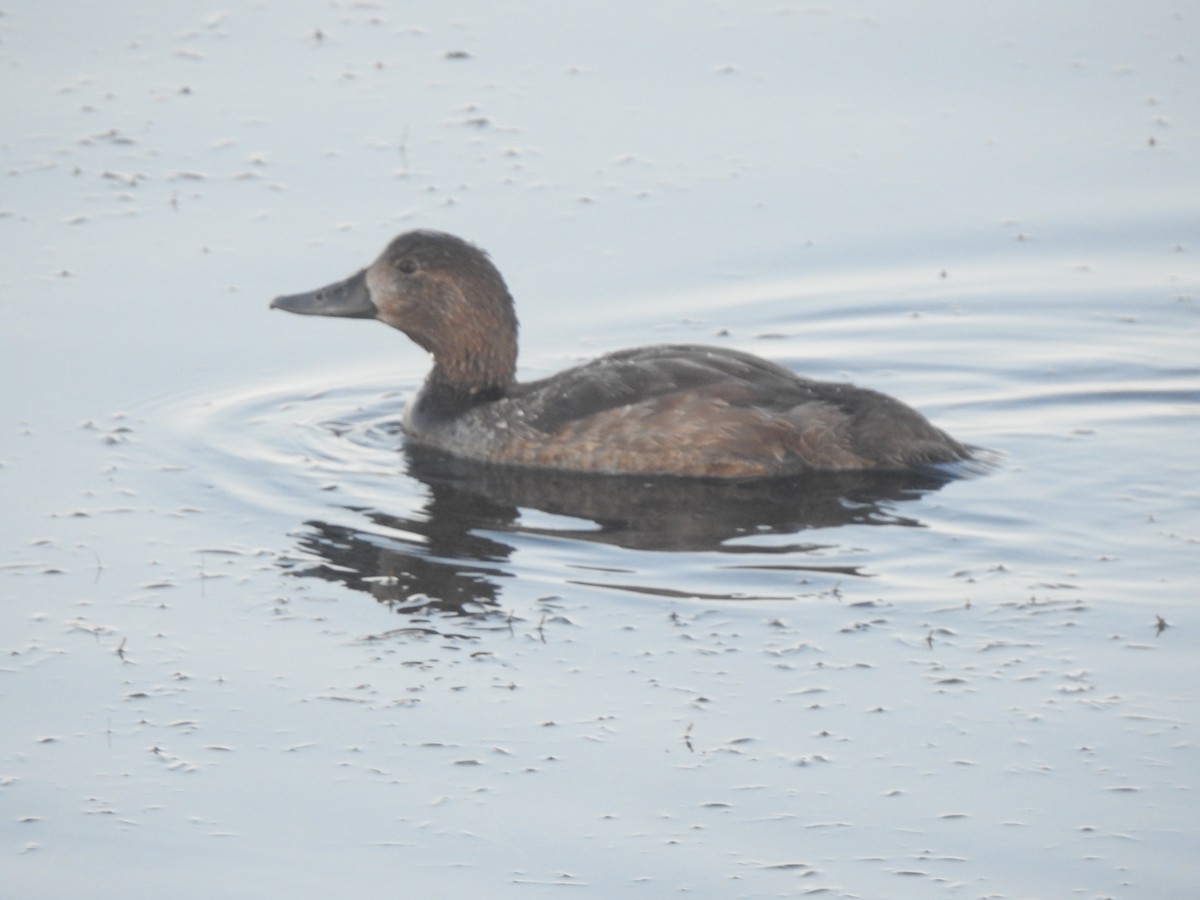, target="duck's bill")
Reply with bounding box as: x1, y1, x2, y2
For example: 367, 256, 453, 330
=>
270, 269, 377, 319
